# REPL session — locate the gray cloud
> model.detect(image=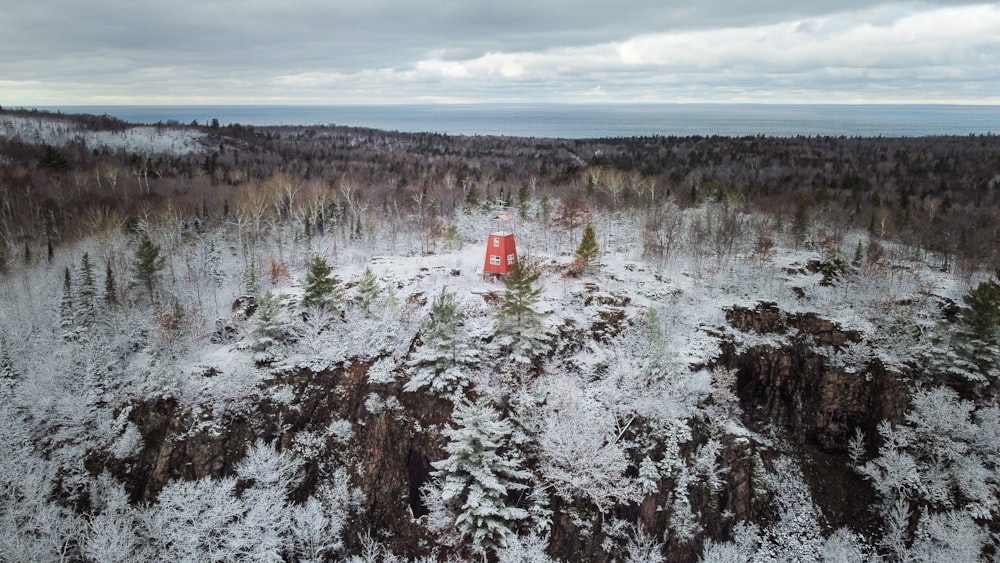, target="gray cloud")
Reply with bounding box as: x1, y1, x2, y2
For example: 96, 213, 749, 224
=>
1, 0, 996, 104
